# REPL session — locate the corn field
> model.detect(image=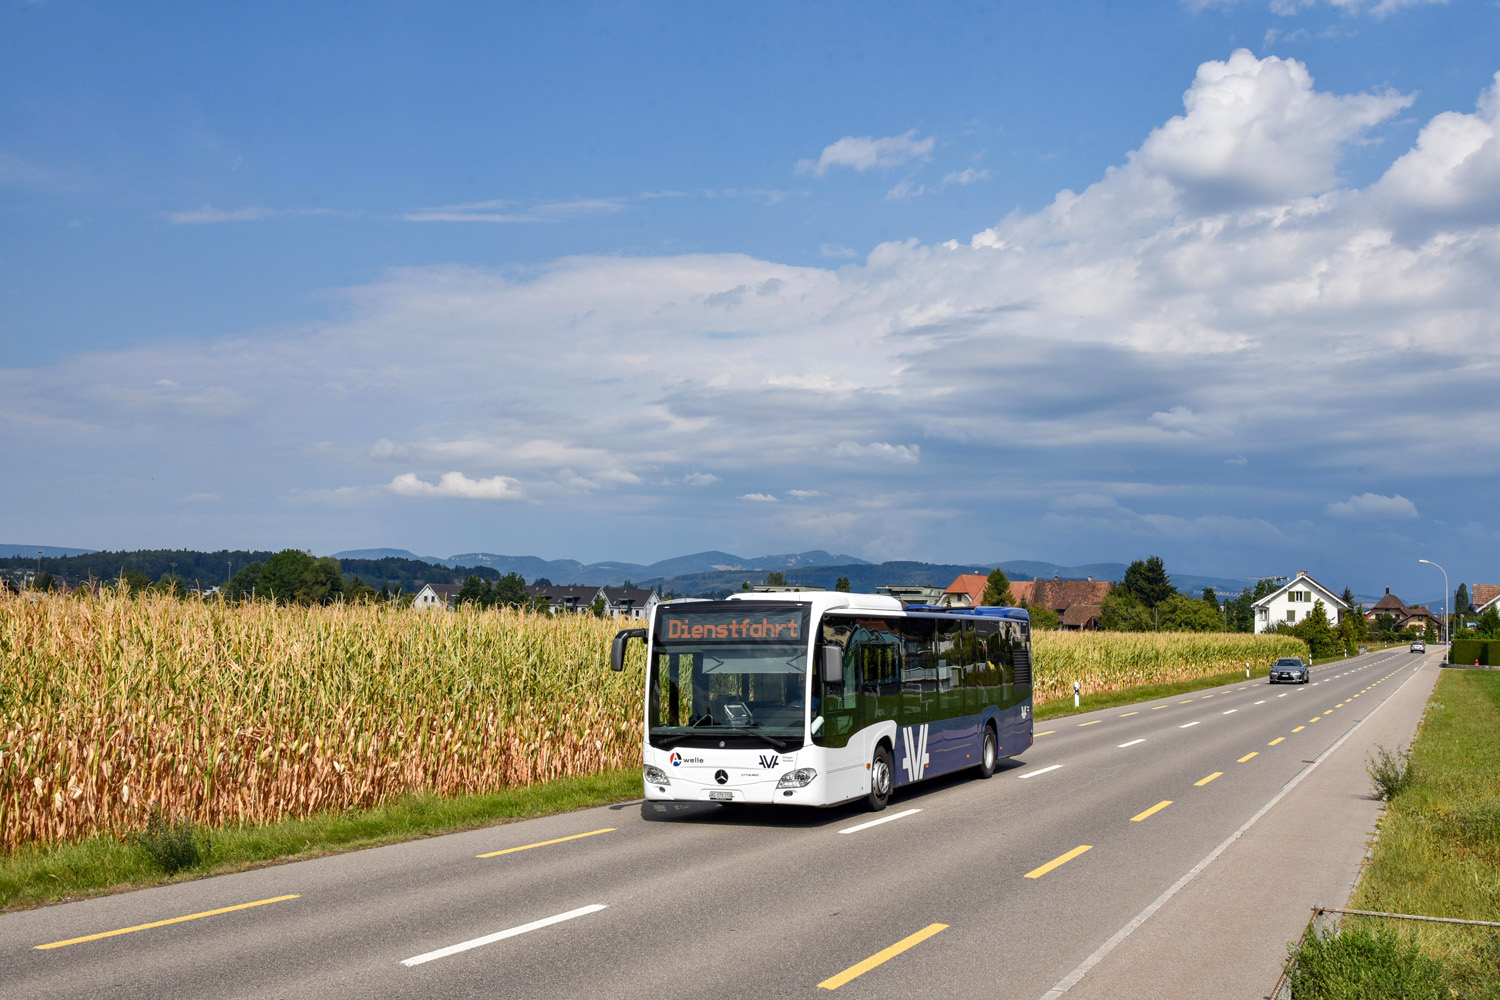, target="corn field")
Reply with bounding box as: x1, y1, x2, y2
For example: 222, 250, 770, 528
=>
0, 592, 1306, 853
0, 591, 646, 853
1031, 630, 1307, 705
